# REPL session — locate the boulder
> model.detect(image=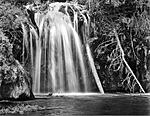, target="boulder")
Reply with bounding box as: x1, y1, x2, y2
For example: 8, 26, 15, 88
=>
0, 32, 34, 100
